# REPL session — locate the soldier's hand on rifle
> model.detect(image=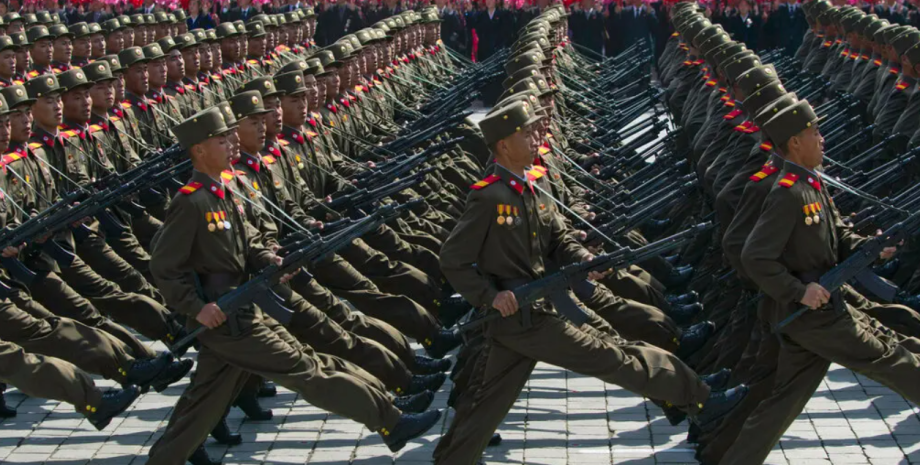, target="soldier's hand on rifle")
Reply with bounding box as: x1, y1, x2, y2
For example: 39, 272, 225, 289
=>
197, 303, 227, 329
582, 211, 596, 221
2, 243, 24, 258
492, 290, 518, 317
876, 230, 901, 260
308, 220, 324, 229
367, 161, 377, 169
575, 230, 588, 241
801, 282, 831, 310
583, 254, 611, 281
271, 255, 299, 283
